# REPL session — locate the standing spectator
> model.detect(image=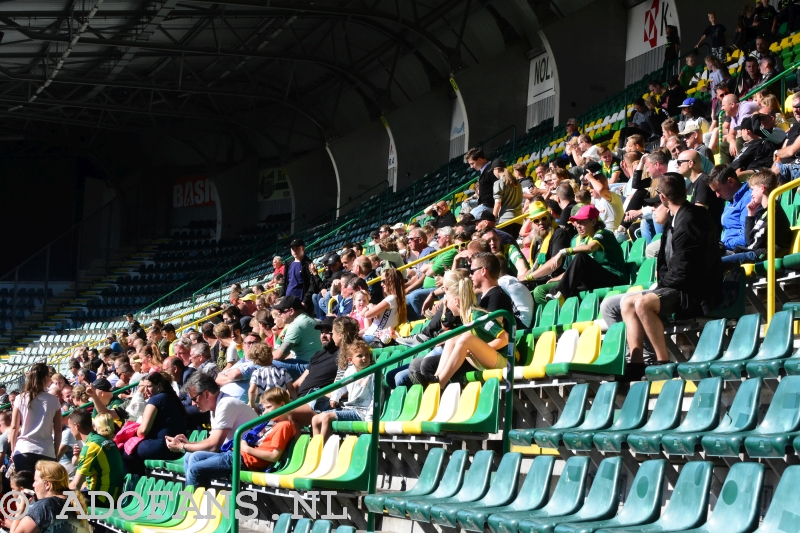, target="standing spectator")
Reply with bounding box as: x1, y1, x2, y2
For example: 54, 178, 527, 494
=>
621, 173, 722, 364
679, 53, 698, 89
736, 57, 763, 97
282, 238, 317, 311
423, 201, 457, 229
465, 147, 495, 218
735, 4, 757, 52
721, 170, 792, 266
491, 159, 524, 238
8, 363, 61, 473
271, 296, 323, 380
754, 0, 779, 37
708, 165, 754, 251
695, 12, 727, 60
663, 25, 680, 67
